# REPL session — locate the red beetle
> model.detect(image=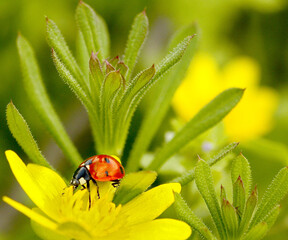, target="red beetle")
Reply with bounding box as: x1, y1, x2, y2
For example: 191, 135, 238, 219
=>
70, 155, 125, 207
